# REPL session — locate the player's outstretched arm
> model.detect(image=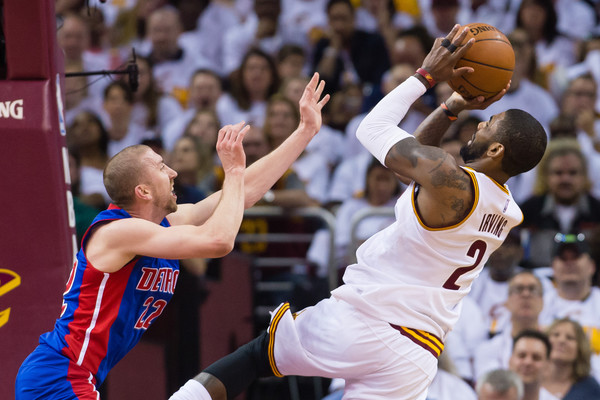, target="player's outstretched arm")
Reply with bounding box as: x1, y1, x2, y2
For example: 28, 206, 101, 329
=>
88, 126, 247, 271
170, 73, 329, 227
